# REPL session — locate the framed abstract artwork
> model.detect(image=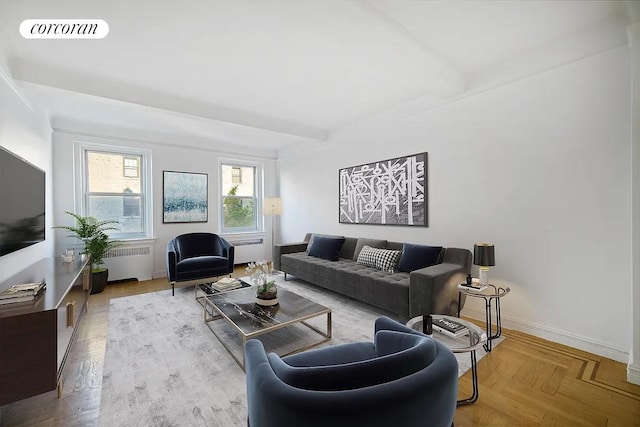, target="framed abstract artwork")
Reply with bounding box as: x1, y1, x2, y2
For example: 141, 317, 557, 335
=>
163, 171, 208, 223
339, 152, 428, 226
